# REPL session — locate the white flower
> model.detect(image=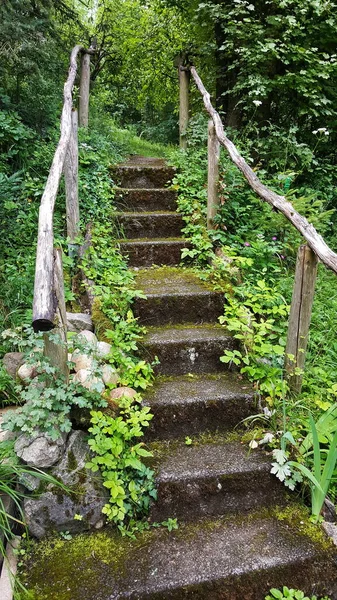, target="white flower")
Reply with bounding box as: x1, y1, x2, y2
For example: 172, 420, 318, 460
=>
259, 432, 275, 445
263, 406, 275, 418
247, 3, 255, 10
249, 439, 259, 449
313, 127, 329, 135
253, 100, 262, 107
